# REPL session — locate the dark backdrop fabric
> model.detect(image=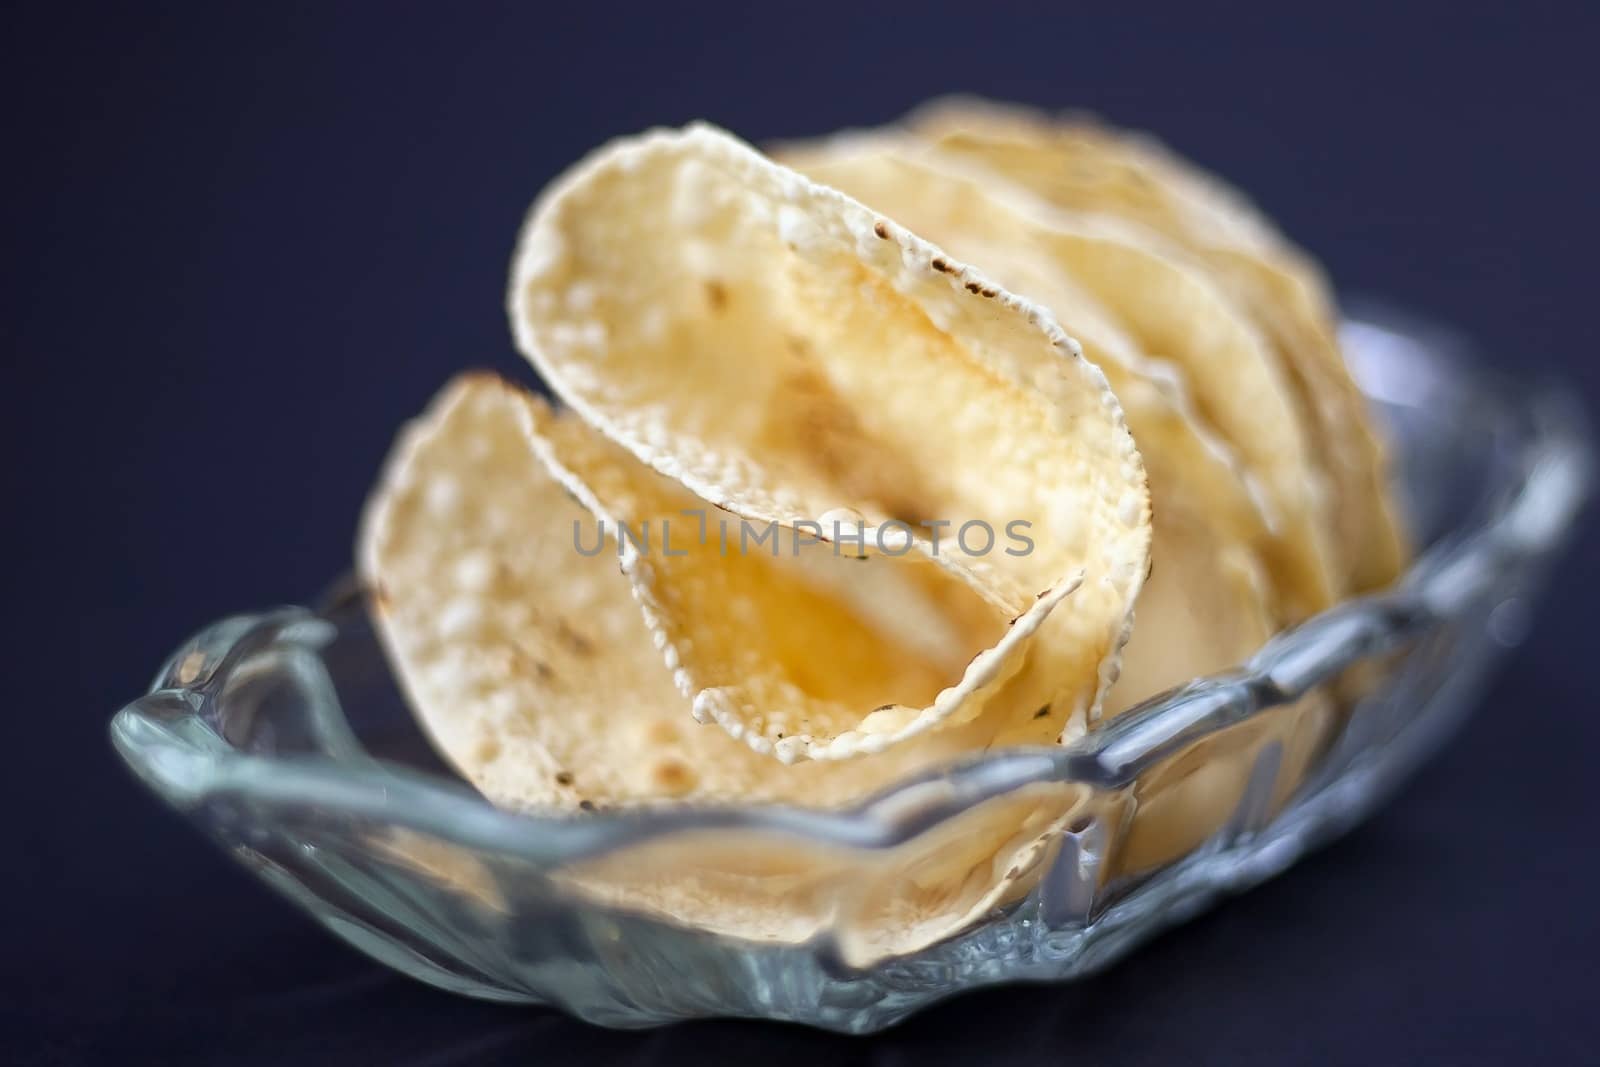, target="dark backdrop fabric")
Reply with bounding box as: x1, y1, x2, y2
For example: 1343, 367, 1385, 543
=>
6, 3, 1598, 1064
